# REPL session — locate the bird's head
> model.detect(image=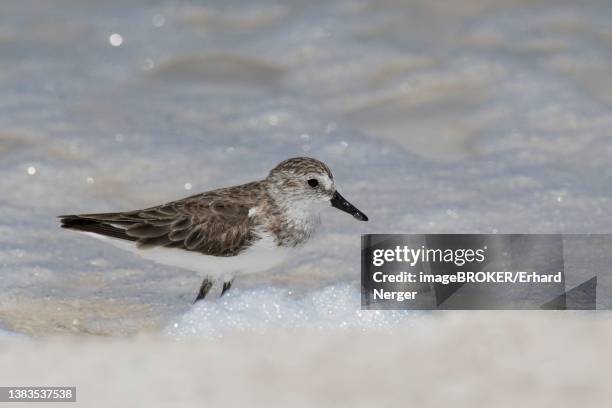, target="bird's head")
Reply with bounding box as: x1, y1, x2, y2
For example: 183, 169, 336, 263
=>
266, 157, 368, 221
